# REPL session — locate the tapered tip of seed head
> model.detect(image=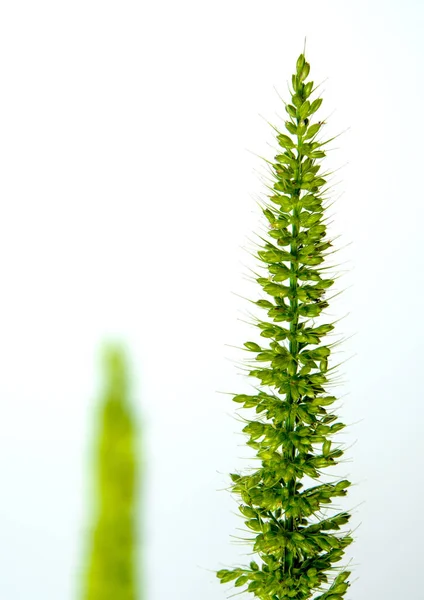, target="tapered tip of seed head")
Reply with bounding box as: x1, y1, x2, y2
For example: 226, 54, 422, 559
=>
296, 53, 306, 75
101, 342, 127, 394
102, 343, 125, 367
